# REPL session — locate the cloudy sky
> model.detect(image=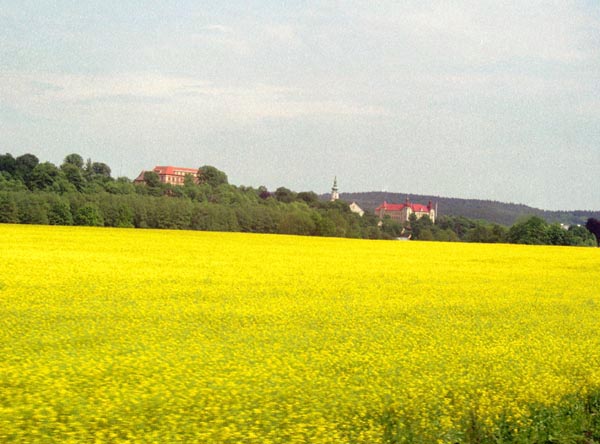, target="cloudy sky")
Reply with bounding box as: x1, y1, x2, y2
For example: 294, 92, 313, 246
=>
1, 1, 599, 210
